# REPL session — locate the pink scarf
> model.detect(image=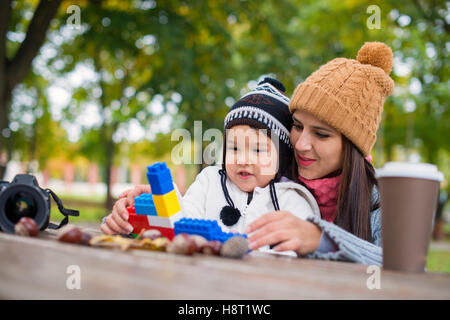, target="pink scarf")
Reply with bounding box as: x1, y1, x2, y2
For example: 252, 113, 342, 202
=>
298, 174, 342, 222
